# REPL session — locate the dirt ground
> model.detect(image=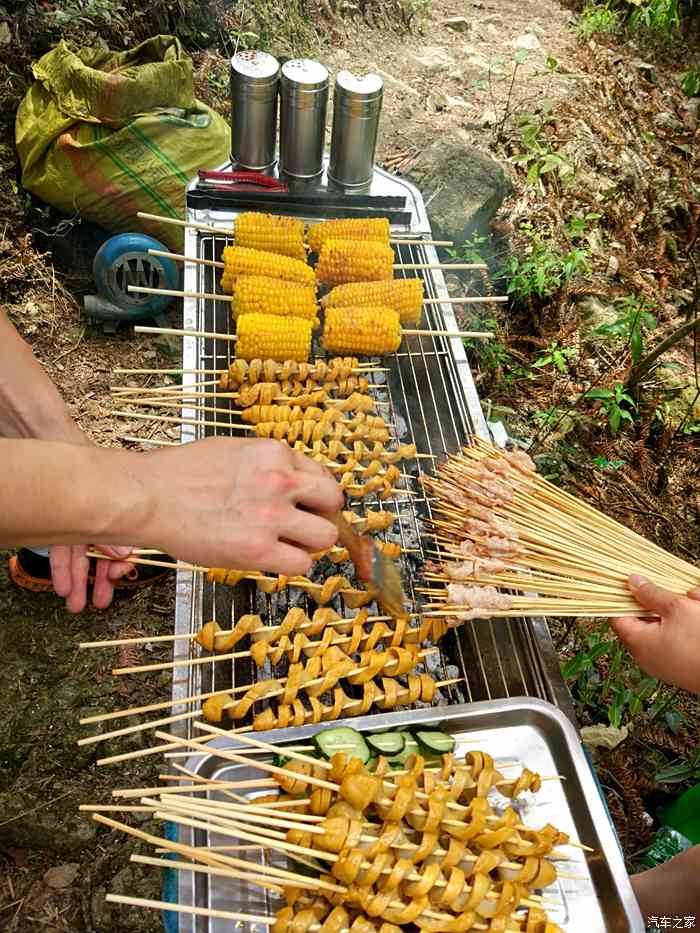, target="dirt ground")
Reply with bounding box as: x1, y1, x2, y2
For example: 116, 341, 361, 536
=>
0, 0, 698, 929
